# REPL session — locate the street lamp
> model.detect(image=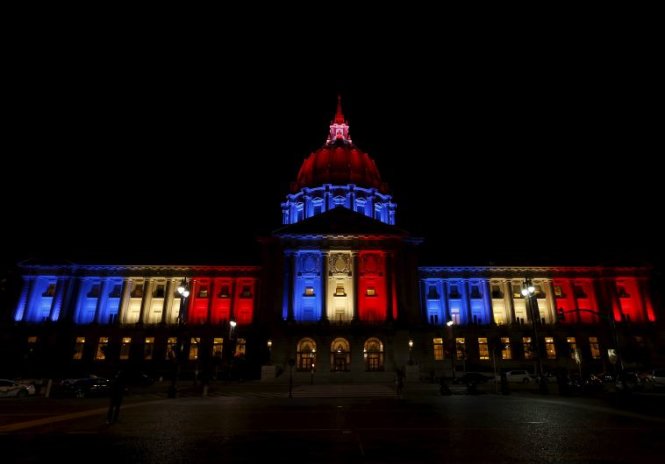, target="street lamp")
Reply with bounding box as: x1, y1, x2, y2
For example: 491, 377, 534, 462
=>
521, 278, 548, 393
267, 339, 272, 365
408, 339, 414, 365
169, 278, 190, 398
